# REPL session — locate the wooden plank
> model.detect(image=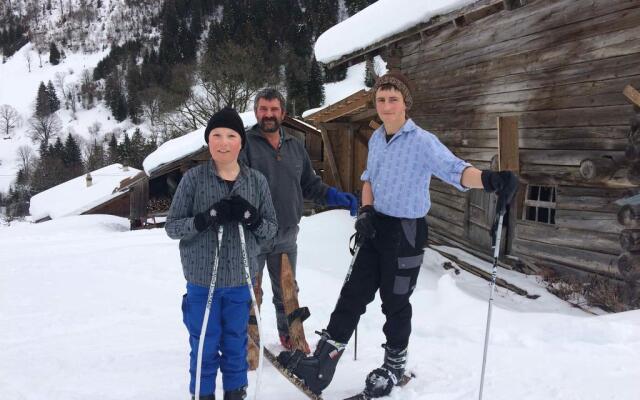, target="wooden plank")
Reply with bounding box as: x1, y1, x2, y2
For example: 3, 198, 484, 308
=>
428, 202, 465, 228
554, 209, 623, 234
433, 127, 629, 151
556, 186, 629, 213
512, 237, 619, 277
498, 116, 519, 172
413, 105, 634, 130
346, 125, 354, 192
319, 127, 343, 191
414, 76, 640, 114
516, 220, 622, 255
623, 84, 640, 107
427, 214, 466, 238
